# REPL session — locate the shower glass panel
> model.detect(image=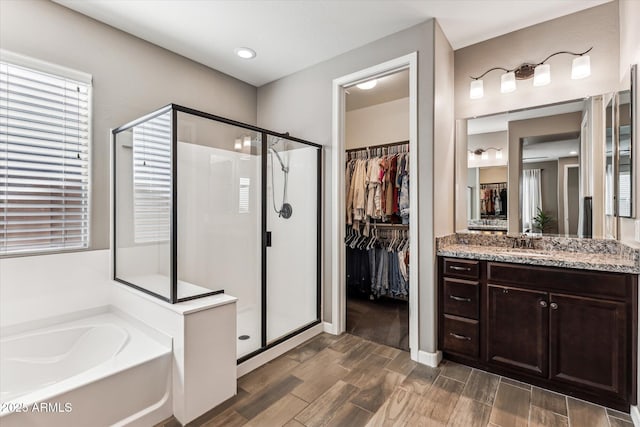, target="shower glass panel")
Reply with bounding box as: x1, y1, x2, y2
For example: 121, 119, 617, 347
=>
266, 136, 319, 344
114, 110, 172, 299
176, 111, 262, 357
113, 104, 321, 362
